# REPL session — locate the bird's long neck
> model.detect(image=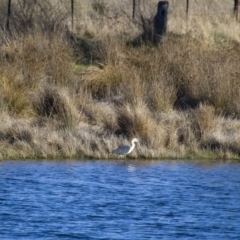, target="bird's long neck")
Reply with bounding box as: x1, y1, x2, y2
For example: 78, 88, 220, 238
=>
128, 141, 135, 154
